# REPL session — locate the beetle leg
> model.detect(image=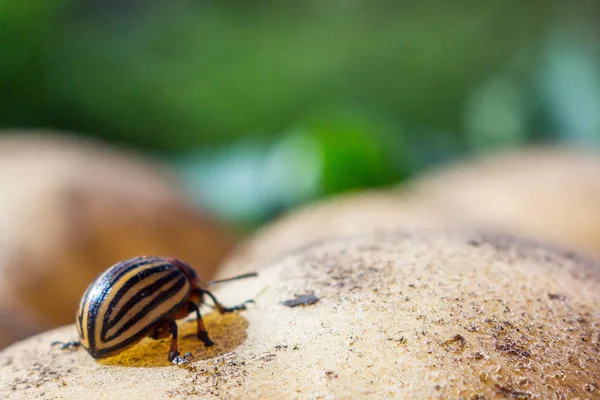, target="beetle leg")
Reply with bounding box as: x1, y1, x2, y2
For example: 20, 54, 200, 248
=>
149, 320, 192, 365
201, 289, 255, 314
167, 321, 191, 365
51, 341, 81, 350
187, 302, 214, 347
